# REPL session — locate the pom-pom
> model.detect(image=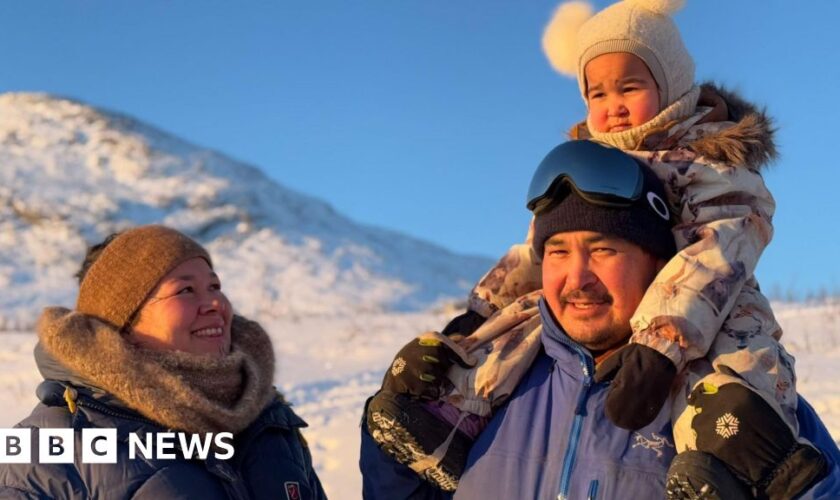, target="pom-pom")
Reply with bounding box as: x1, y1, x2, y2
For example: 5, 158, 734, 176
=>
625, 0, 686, 16
542, 1, 594, 77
